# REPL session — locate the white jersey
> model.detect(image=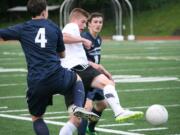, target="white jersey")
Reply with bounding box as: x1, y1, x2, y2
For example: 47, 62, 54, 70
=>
61, 23, 88, 69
